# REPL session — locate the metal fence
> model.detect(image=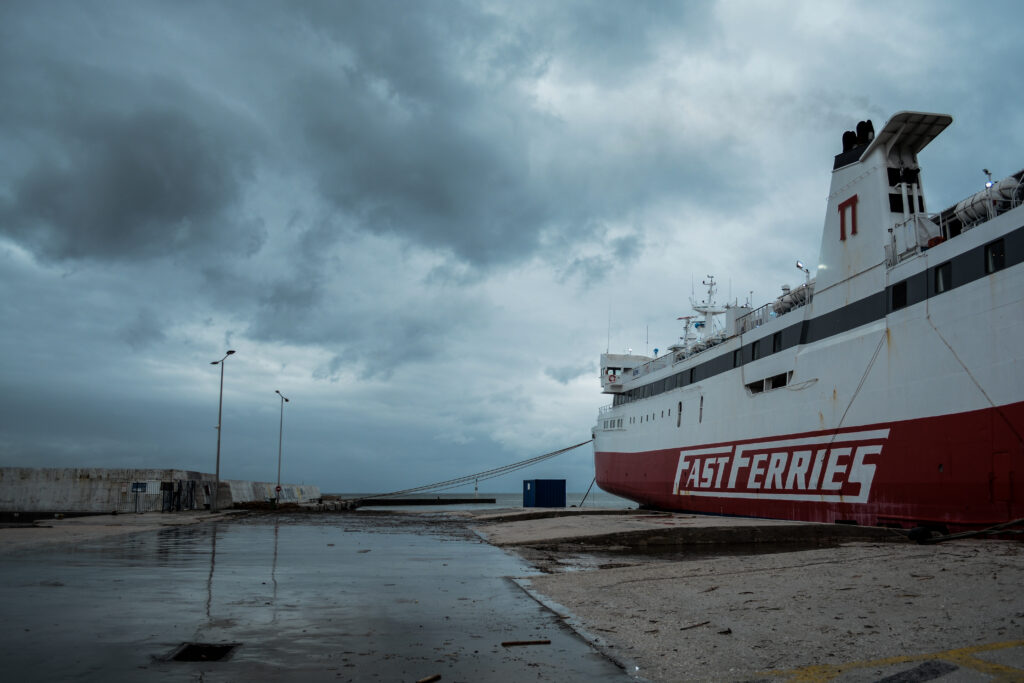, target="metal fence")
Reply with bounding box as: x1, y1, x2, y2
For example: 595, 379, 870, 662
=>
114, 479, 203, 513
